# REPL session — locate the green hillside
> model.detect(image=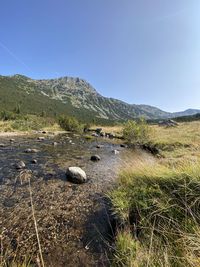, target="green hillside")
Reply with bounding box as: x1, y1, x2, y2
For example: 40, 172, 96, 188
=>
0, 74, 199, 123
